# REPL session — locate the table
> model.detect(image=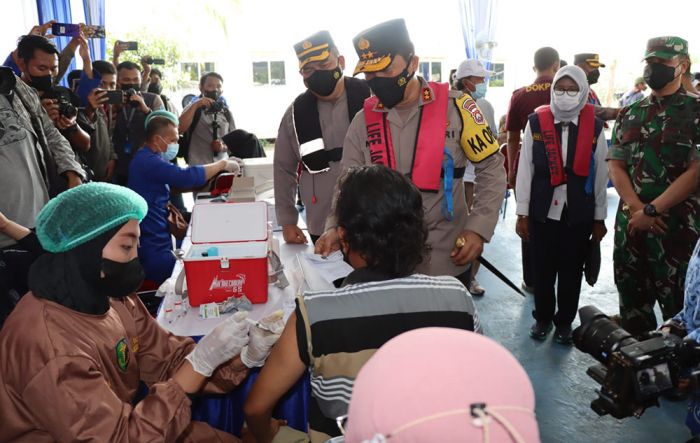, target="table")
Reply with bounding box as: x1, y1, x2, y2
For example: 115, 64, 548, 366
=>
156, 215, 314, 436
